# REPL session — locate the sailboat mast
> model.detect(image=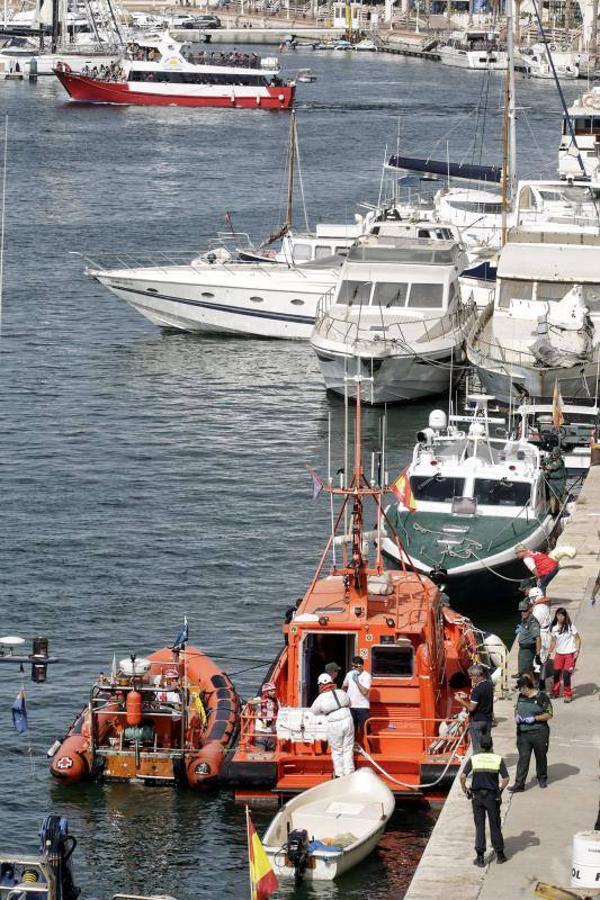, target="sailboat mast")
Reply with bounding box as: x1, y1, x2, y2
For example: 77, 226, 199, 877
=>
286, 110, 296, 232
501, 0, 515, 245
